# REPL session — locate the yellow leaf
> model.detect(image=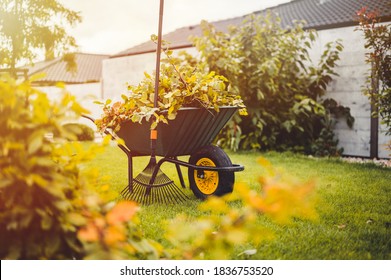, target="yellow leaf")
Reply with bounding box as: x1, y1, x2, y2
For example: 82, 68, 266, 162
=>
27, 132, 43, 154
67, 213, 87, 226
144, 72, 152, 79
116, 137, 125, 147
150, 122, 158, 130
239, 108, 248, 116
225, 229, 248, 244
167, 113, 176, 120
29, 72, 47, 82
199, 196, 229, 214
55, 81, 66, 89
257, 157, 272, 168
101, 184, 110, 192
